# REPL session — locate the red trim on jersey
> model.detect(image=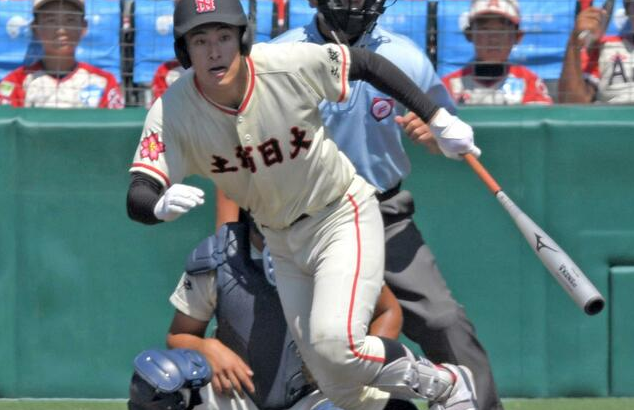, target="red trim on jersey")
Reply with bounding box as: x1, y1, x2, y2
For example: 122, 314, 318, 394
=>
193, 57, 255, 115
345, 193, 385, 364
337, 45, 348, 103
241, 56, 256, 112
131, 162, 171, 187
